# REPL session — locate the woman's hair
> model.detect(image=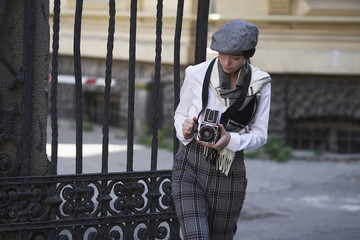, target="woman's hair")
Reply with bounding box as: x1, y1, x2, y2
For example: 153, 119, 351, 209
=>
243, 49, 256, 59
